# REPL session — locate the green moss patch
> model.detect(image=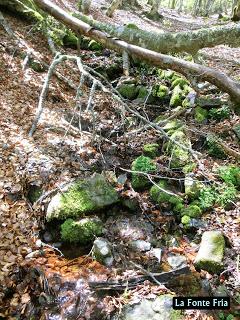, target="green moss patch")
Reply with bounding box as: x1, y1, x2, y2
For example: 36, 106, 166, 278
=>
131, 156, 157, 189
61, 217, 103, 244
